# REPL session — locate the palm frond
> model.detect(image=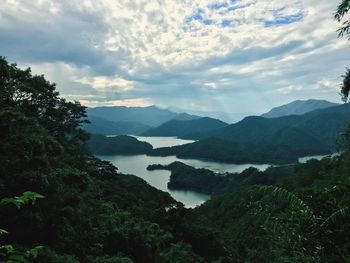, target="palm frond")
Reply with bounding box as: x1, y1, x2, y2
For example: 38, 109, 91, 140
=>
259, 185, 315, 221
322, 206, 350, 228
